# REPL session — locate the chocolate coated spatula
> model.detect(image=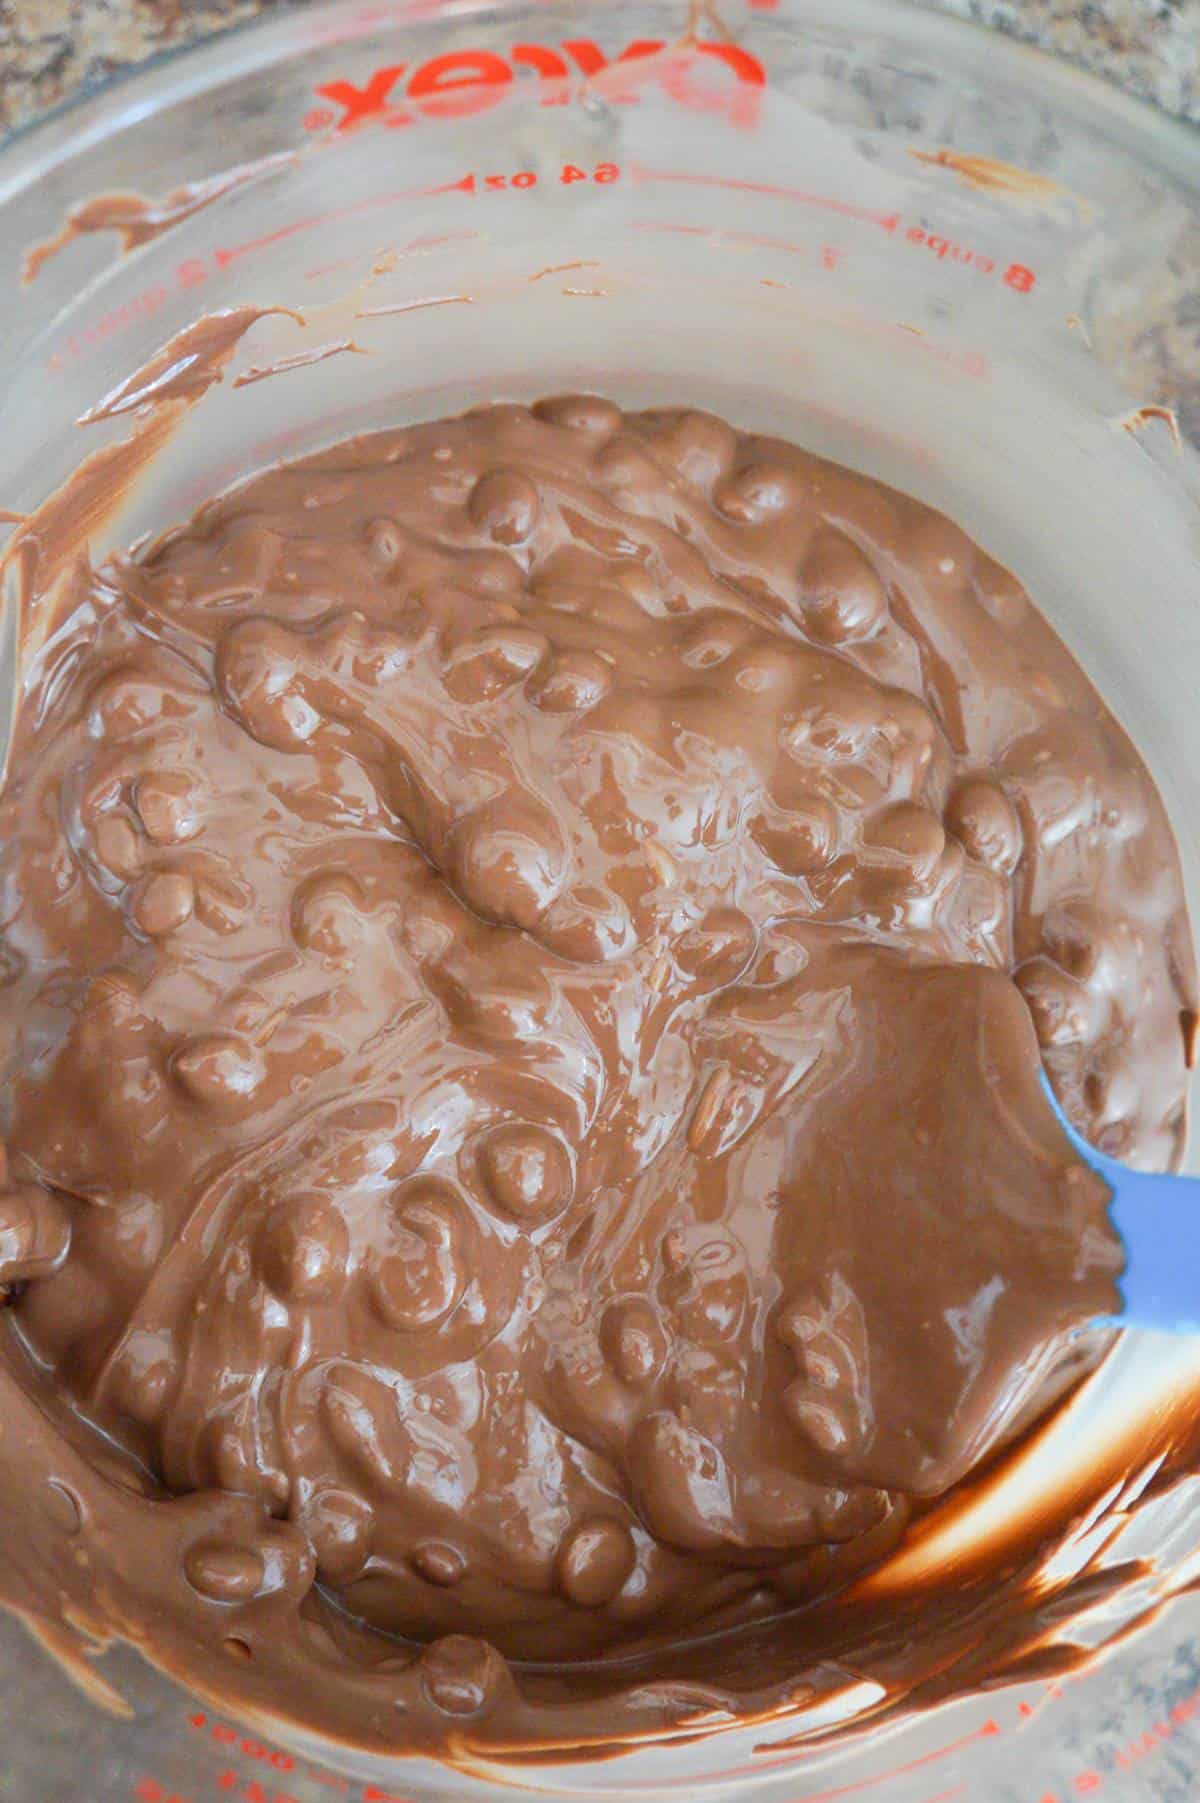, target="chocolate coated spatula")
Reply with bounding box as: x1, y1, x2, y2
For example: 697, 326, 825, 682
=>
1041, 1073, 1200, 1334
